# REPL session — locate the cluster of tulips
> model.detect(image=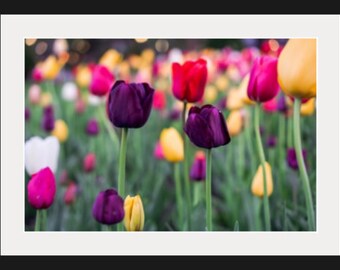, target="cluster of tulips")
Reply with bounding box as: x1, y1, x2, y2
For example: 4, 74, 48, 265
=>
25, 38, 316, 231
